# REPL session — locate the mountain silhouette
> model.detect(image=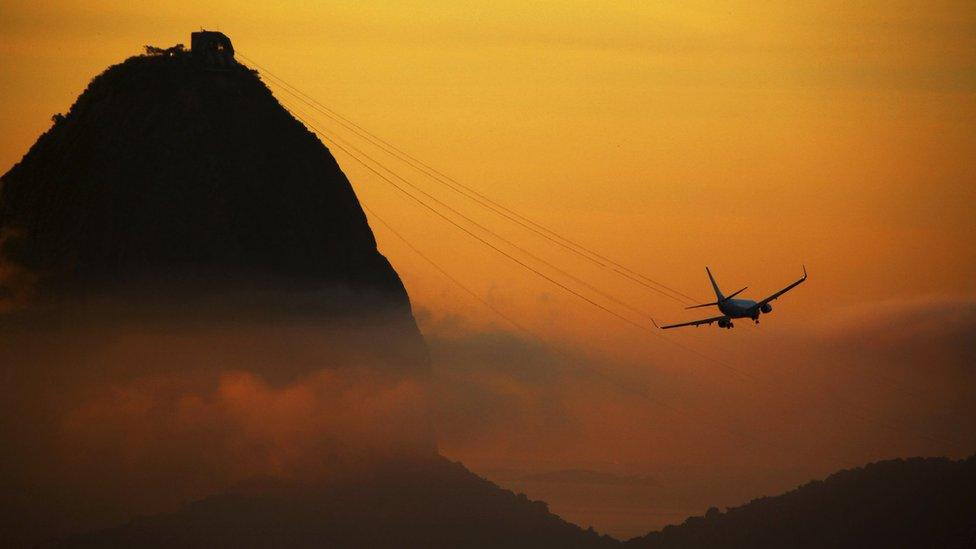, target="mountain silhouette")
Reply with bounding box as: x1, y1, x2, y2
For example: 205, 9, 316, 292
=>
0, 40, 422, 361
0, 37, 618, 548
55, 457, 616, 548
0, 37, 438, 546
50, 454, 976, 547
625, 455, 976, 549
